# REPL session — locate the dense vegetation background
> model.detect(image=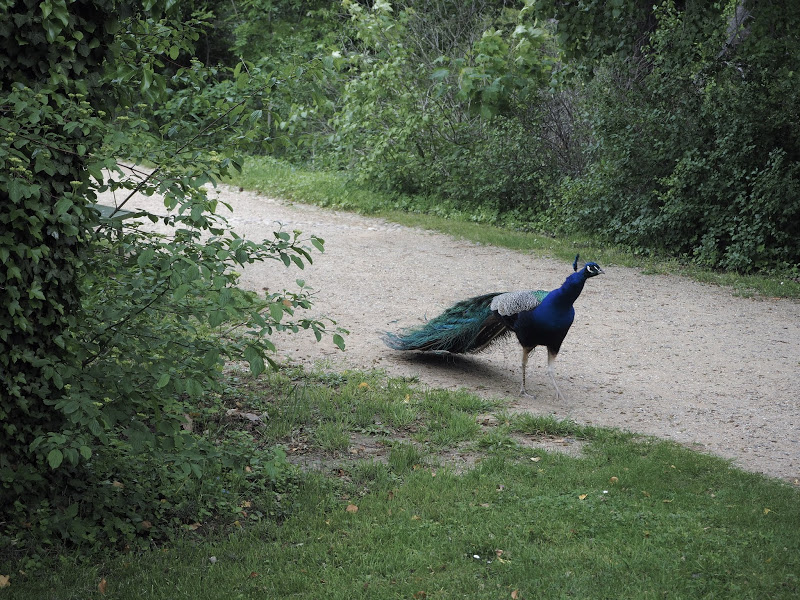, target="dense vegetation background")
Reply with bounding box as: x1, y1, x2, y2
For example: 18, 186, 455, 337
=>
194, 0, 799, 274
2, 0, 798, 556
